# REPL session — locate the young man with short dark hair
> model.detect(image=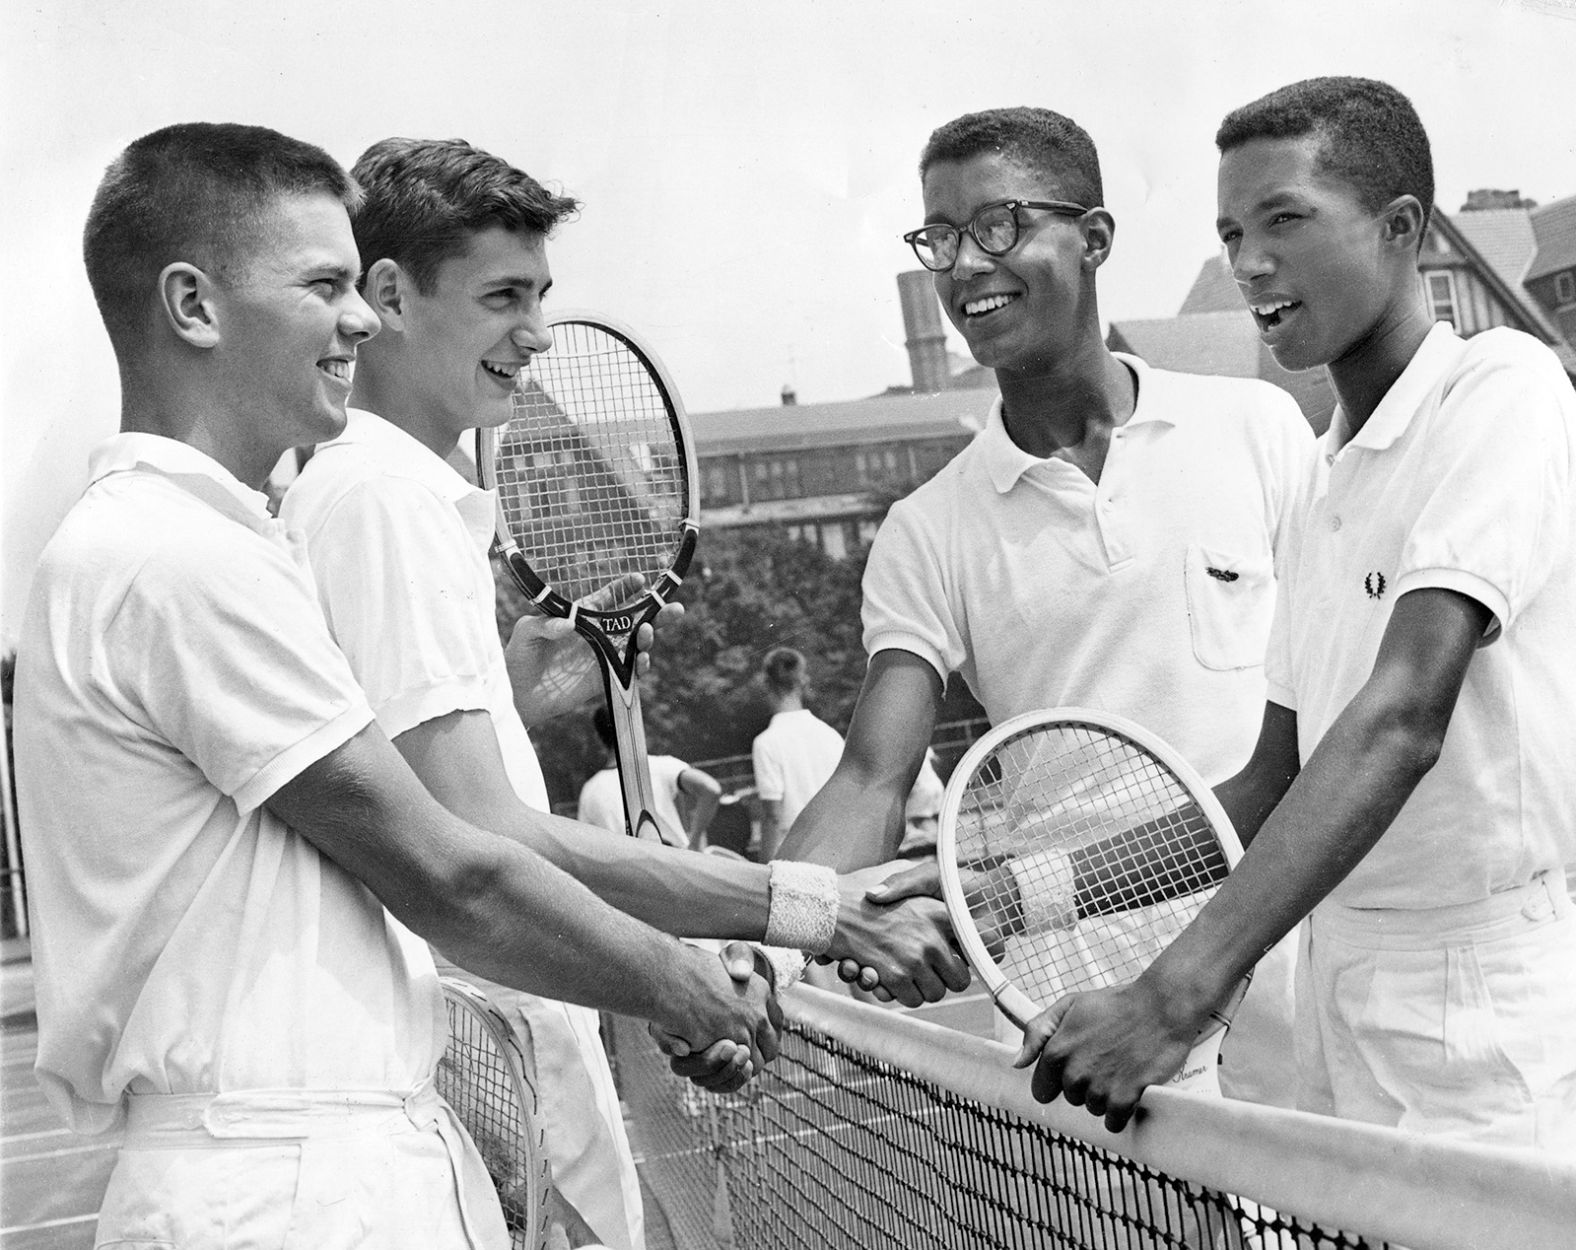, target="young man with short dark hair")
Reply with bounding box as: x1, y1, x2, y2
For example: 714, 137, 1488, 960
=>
1026, 79, 1576, 1154
780, 106, 1311, 1108
15, 121, 783, 1249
